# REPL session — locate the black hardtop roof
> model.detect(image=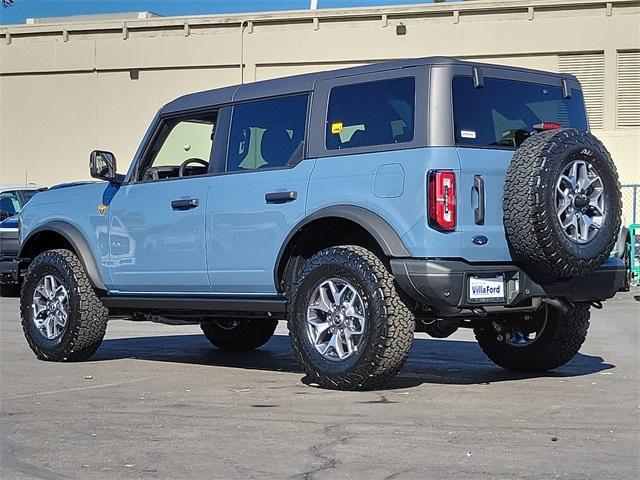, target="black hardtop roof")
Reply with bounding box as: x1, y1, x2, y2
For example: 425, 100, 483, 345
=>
162, 56, 576, 113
